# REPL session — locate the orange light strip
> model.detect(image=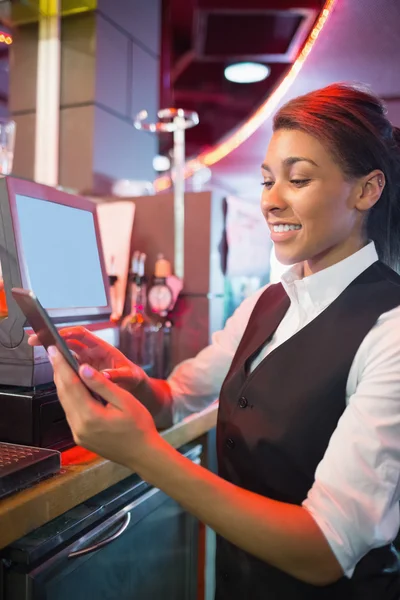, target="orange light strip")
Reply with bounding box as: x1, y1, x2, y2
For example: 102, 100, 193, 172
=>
0, 33, 13, 45
154, 0, 337, 192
